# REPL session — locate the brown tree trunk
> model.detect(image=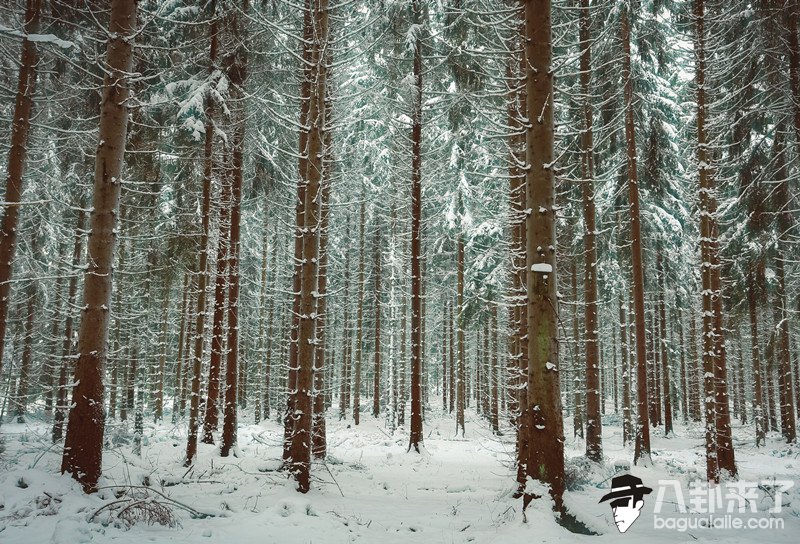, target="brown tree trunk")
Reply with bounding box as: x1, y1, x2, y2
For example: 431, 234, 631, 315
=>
620, 298, 632, 446
44, 267, 66, 420
689, 307, 701, 422
491, 304, 500, 433
571, 260, 583, 438
521, 0, 564, 512
312, 72, 332, 457
747, 269, 765, 445
621, 6, 652, 466
153, 281, 170, 423
0, 0, 42, 379
398, 287, 407, 425
456, 236, 466, 436
173, 271, 190, 423
695, 0, 736, 479
408, 0, 424, 453
289, 0, 327, 491
772, 129, 796, 444
677, 308, 688, 423
14, 235, 38, 423
202, 149, 232, 445
658, 252, 672, 435
578, 0, 601, 463
449, 298, 455, 414
220, 8, 248, 455
283, 0, 315, 461
354, 200, 365, 424
442, 303, 448, 411
373, 226, 382, 418
186, 3, 219, 465
61, 0, 136, 492
507, 36, 526, 435
339, 222, 351, 420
